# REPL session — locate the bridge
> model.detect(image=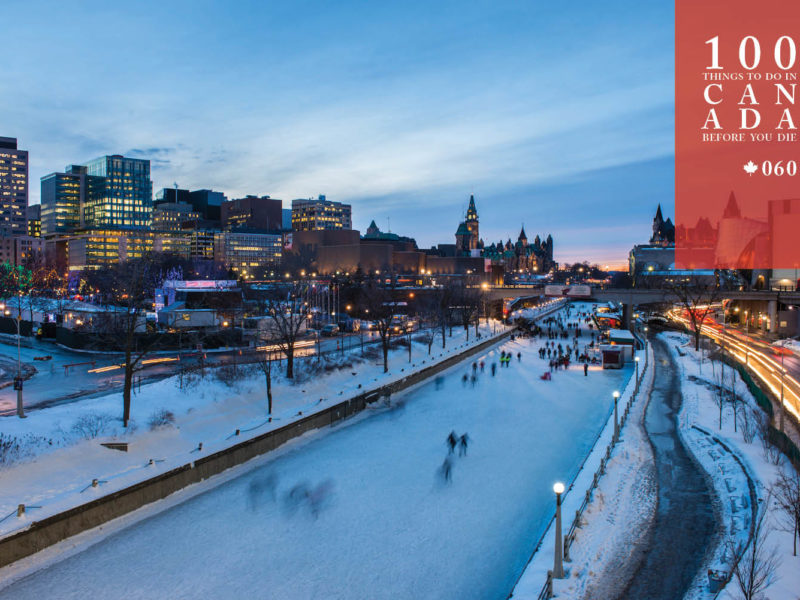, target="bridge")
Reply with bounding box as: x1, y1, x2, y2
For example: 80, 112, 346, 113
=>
480, 286, 800, 333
